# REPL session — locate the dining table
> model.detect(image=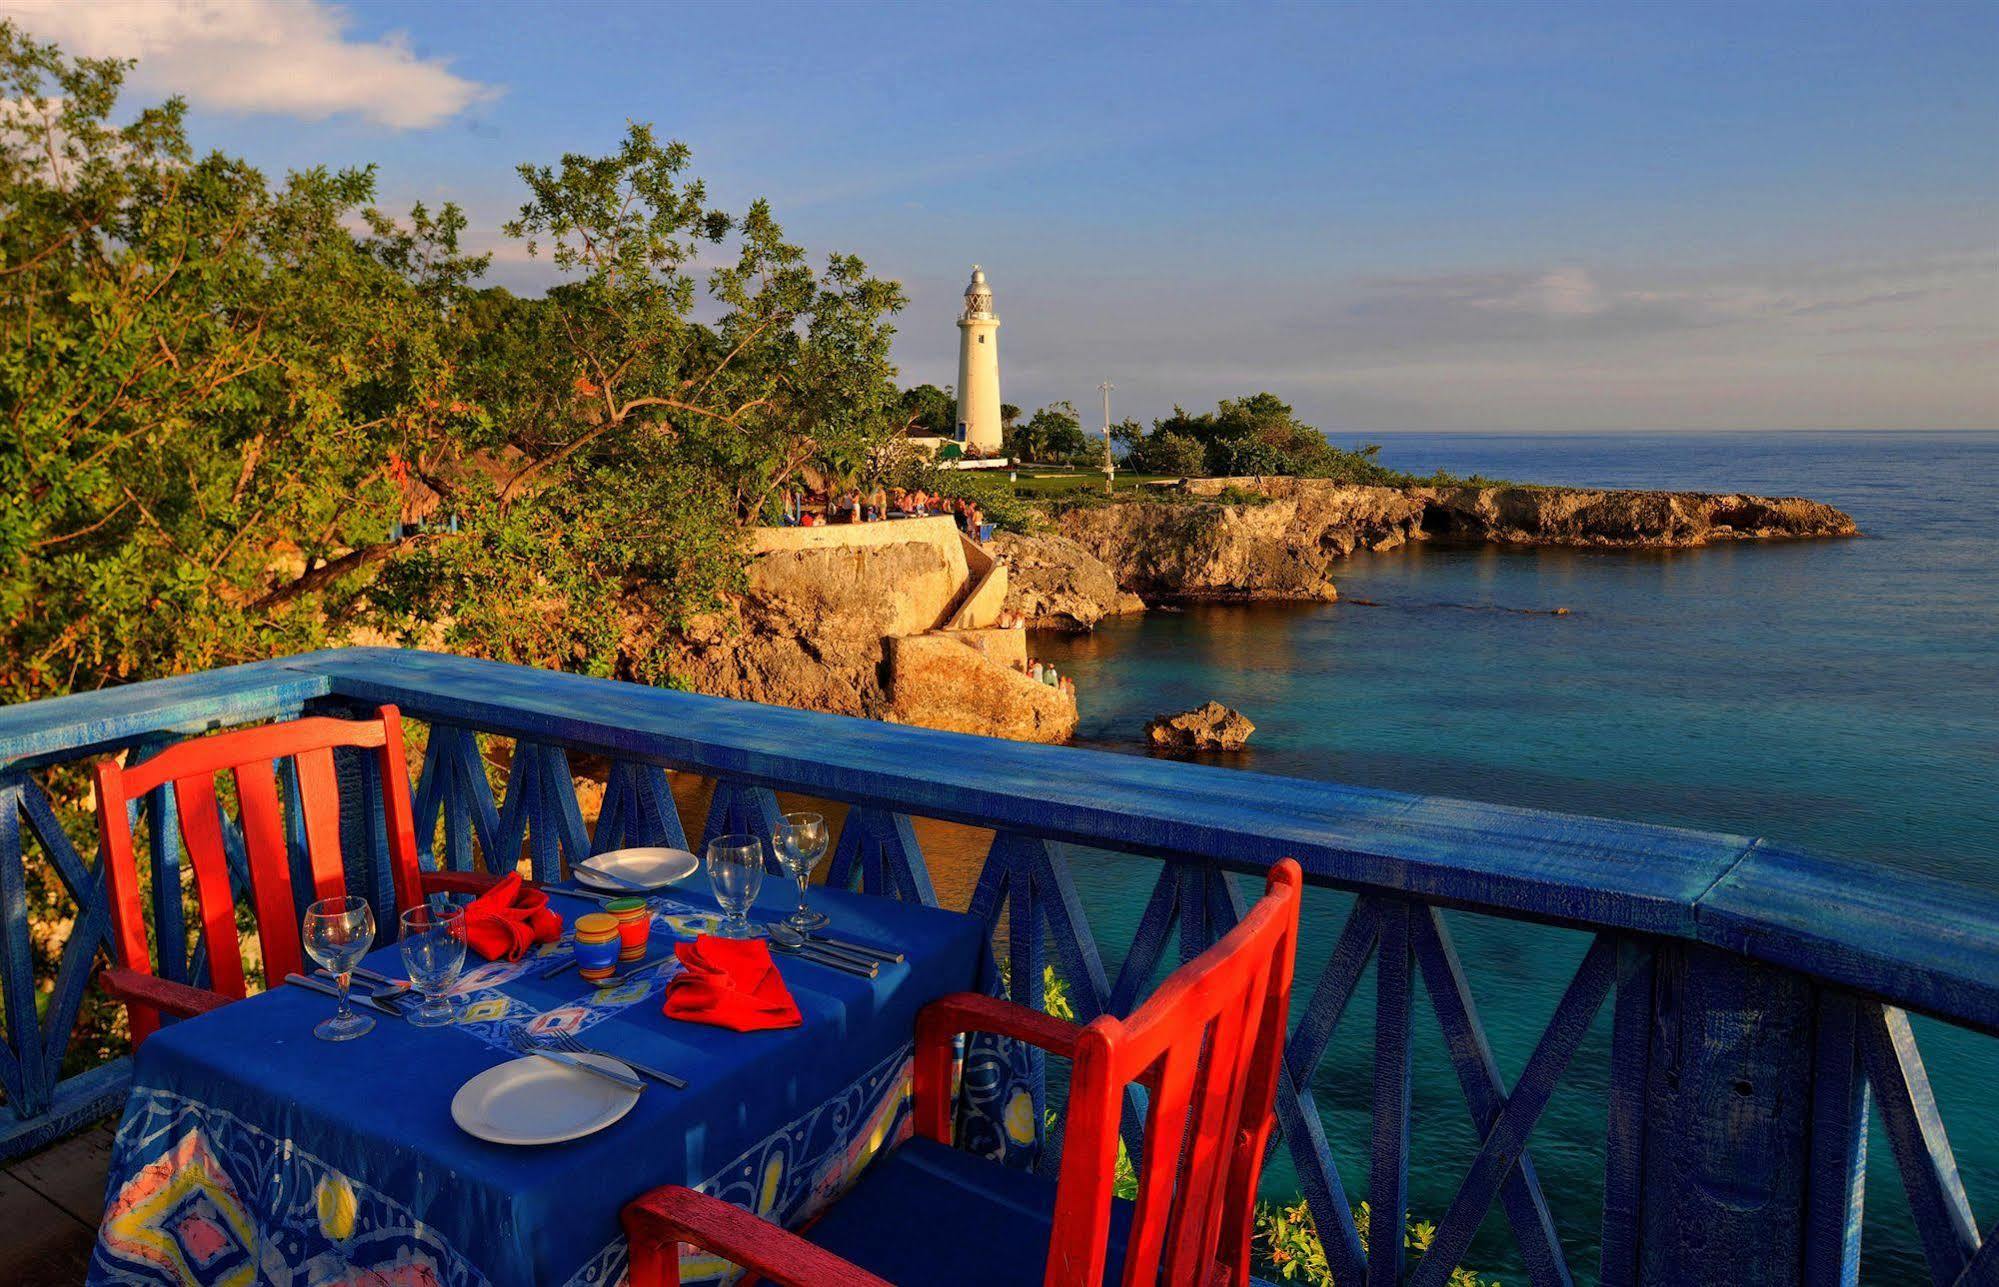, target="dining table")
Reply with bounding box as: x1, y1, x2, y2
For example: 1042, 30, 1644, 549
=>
87, 877, 987, 1286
